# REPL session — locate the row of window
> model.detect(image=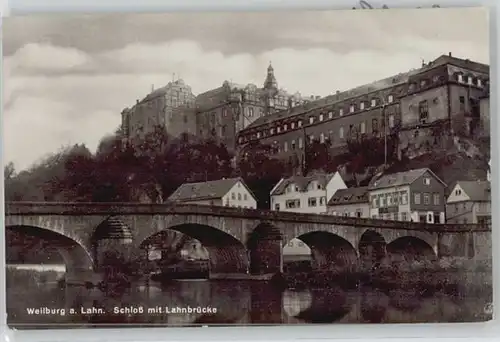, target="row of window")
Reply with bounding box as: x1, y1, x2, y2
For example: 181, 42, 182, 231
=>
230, 192, 249, 201
285, 182, 323, 193
239, 94, 396, 144
272, 116, 396, 154
274, 196, 327, 210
